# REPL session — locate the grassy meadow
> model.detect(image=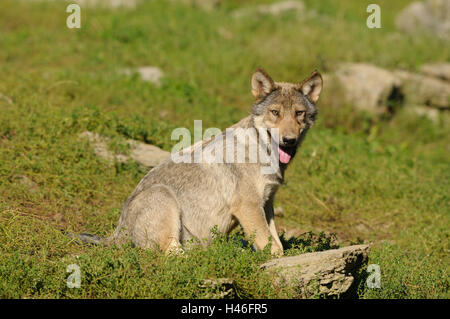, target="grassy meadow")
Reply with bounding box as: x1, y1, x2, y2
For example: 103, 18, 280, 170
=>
0, 0, 448, 298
